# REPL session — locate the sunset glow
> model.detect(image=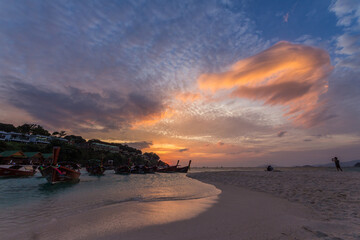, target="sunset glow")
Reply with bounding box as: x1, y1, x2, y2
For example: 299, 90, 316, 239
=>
1, 0, 360, 166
